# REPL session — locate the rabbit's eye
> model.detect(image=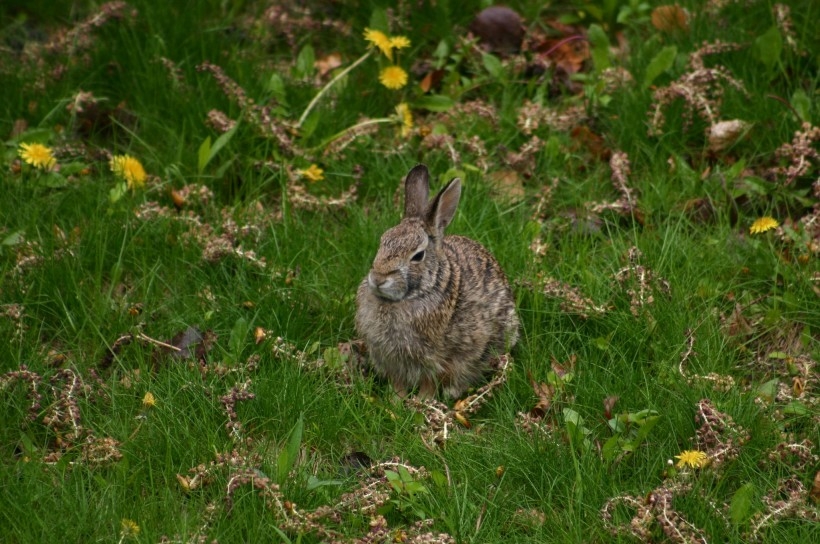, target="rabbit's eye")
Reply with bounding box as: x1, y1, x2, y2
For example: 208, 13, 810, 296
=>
411, 250, 425, 262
